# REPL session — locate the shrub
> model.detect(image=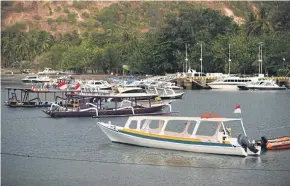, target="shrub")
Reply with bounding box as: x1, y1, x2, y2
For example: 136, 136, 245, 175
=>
72, 1, 88, 9
67, 13, 77, 24
55, 6, 62, 12
12, 3, 24, 12
51, 24, 57, 31
63, 7, 70, 14
5, 23, 27, 32
78, 21, 91, 27
81, 12, 90, 18
33, 15, 41, 20
56, 16, 66, 22
47, 18, 53, 25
